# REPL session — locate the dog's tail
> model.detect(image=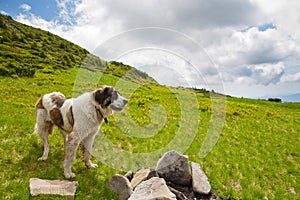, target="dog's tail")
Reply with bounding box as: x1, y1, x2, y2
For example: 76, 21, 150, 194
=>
34, 96, 45, 135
